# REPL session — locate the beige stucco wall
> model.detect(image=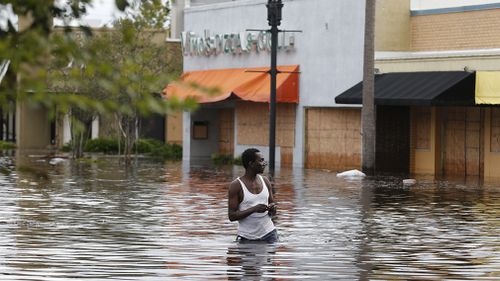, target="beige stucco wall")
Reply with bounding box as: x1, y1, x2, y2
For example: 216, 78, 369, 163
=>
377, 54, 500, 179
411, 108, 438, 175
412, 8, 500, 51
375, 0, 411, 51
166, 111, 183, 145
376, 51, 500, 72
16, 101, 51, 150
